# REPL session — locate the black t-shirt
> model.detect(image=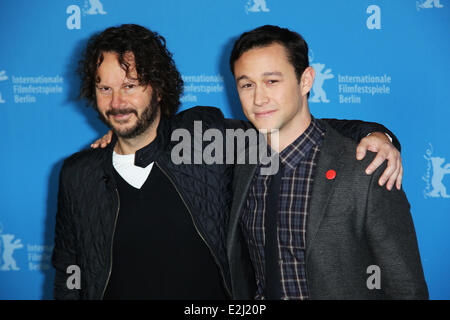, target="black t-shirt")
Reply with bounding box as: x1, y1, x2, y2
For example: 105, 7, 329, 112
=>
103, 164, 227, 299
